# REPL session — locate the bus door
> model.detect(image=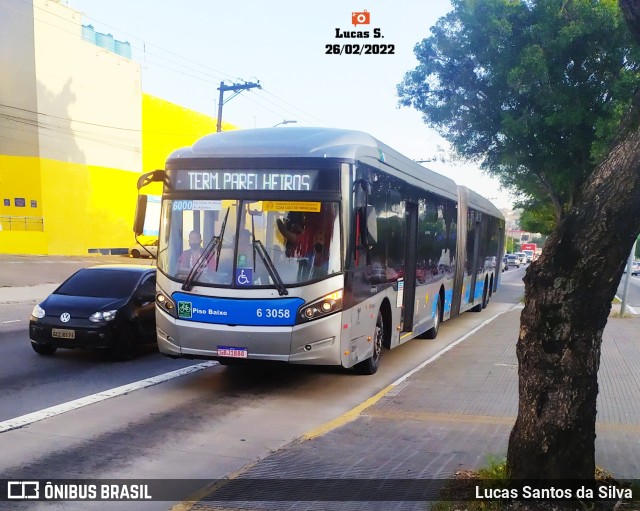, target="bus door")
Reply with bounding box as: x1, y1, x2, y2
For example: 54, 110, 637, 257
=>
468, 212, 481, 305
402, 202, 418, 332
